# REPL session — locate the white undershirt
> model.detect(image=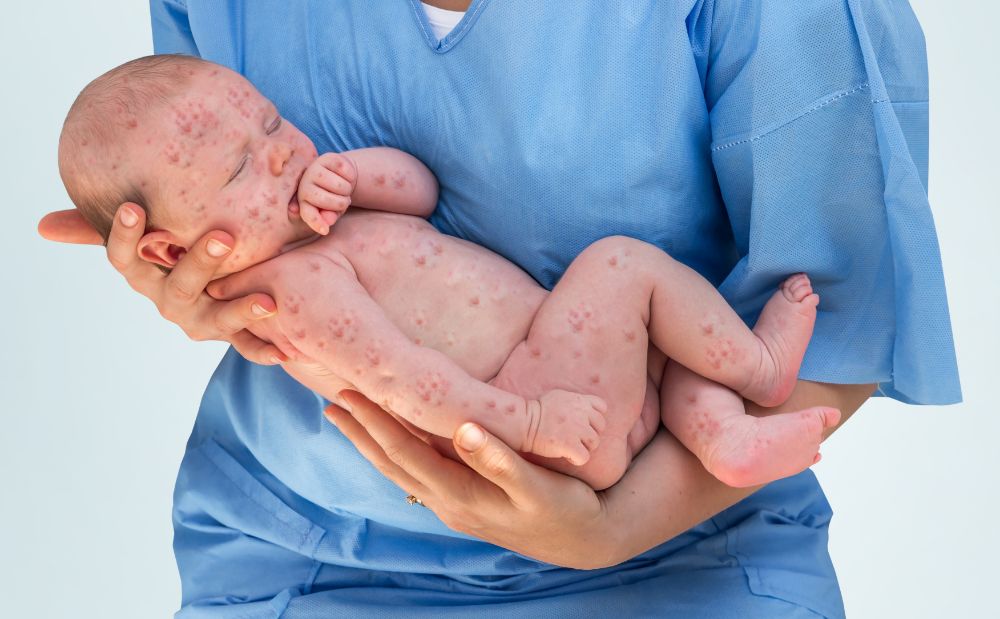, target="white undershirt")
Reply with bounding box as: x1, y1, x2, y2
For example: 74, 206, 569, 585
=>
421, 2, 466, 40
